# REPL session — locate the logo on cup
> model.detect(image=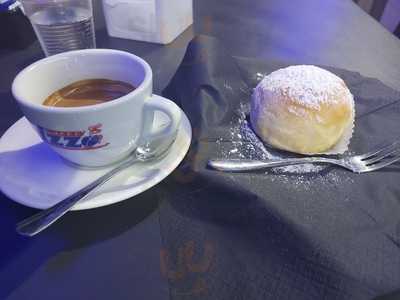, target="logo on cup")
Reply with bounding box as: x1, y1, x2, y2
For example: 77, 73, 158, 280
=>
38, 123, 109, 150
